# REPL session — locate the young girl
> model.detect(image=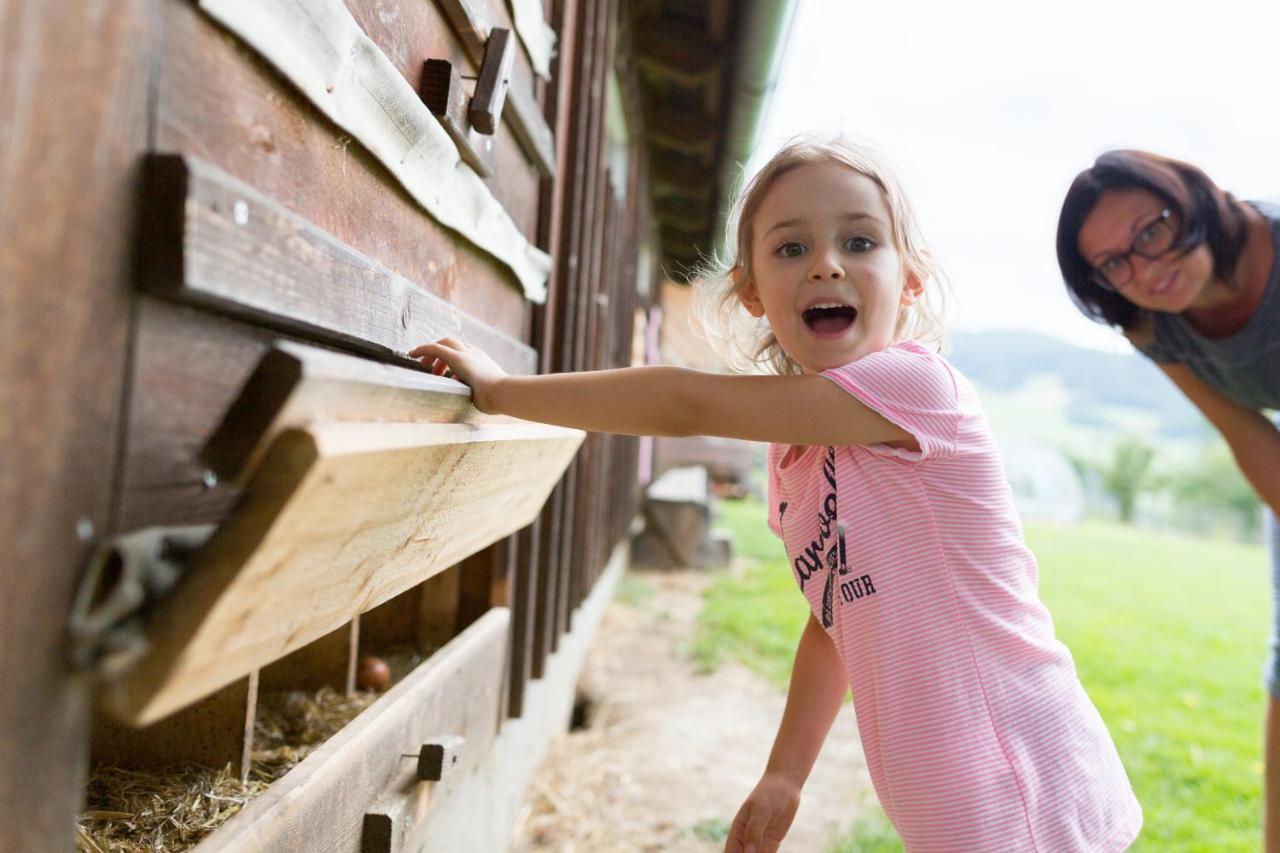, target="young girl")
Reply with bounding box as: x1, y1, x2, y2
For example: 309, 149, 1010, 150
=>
1057, 149, 1280, 848
411, 136, 1142, 852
